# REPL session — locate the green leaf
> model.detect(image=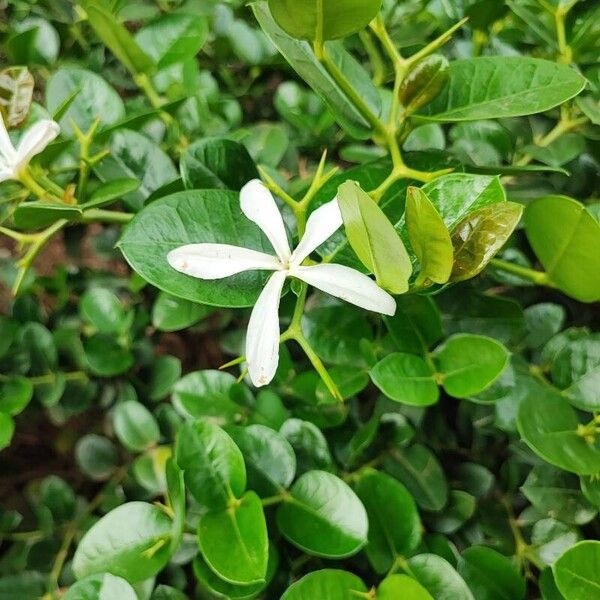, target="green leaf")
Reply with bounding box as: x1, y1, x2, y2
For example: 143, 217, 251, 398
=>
267, 0, 382, 41
175, 420, 246, 509
148, 355, 181, 402
428, 490, 476, 534
553, 541, 600, 600
522, 465, 596, 525
83, 178, 141, 210
45, 67, 125, 137
434, 334, 510, 398
172, 370, 248, 424
180, 138, 258, 191
377, 575, 434, 600
281, 569, 367, 600
0, 376, 33, 416
408, 554, 475, 600
83, 1, 155, 75
277, 470, 368, 558
418, 58, 586, 122
135, 13, 208, 69
524, 195, 600, 303
532, 519, 582, 565
198, 491, 268, 585
73, 502, 173, 582
355, 470, 422, 574
152, 291, 212, 332
13, 202, 83, 229
64, 573, 138, 600
118, 190, 273, 307
458, 546, 526, 600
0, 413, 15, 451
113, 400, 160, 452
80, 289, 128, 334
370, 353, 439, 406
83, 335, 134, 377
226, 424, 296, 496
450, 202, 523, 282
94, 130, 178, 211
280, 418, 333, 475
384, 444, 448, 512
338, 180, 412, 293
406, 186, 453, 285
75, 434, 118, 481
253, 2, 380, 139
517, 392, 600, 475
400, 55, 450, 115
